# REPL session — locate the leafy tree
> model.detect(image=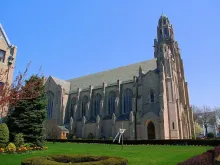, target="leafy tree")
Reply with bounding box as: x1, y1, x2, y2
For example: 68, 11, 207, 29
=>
7, 75, 47, 146
0, 123, 9, 147
194, 122, 203, 135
